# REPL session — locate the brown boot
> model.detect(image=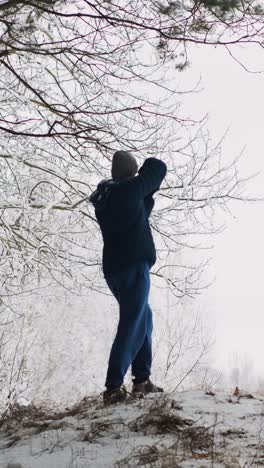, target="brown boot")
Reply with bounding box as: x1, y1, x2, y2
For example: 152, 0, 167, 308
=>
132, 378, 164, 395
103, 385, 127, 405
